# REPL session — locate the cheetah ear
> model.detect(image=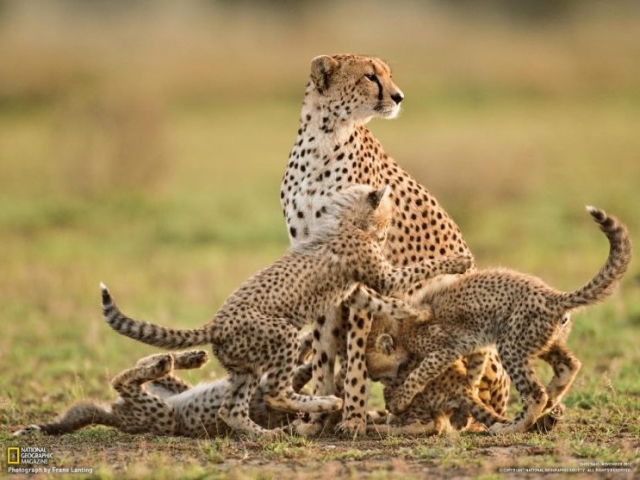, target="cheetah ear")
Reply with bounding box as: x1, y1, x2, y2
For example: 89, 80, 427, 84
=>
367, 186, 390, 210
310, 55, 339, 93
375, 334, 395, 355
